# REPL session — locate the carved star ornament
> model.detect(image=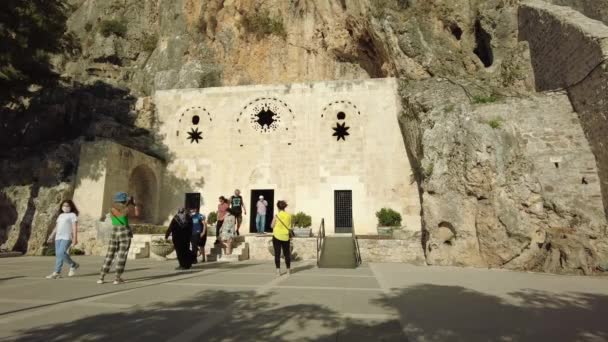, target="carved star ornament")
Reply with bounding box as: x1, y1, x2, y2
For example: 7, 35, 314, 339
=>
187, 127, 202, 143
332, 122, 350, 141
